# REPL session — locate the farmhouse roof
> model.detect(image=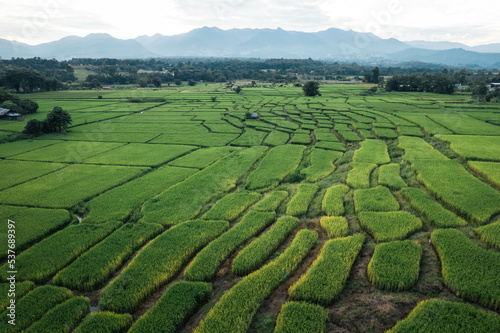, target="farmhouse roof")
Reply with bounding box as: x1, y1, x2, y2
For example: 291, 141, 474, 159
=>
0, 108, 10, 116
